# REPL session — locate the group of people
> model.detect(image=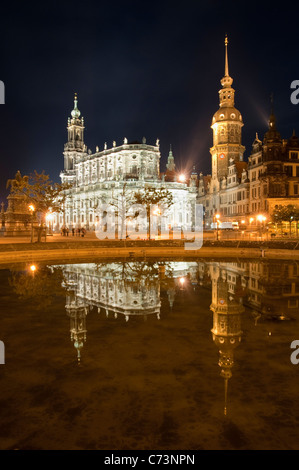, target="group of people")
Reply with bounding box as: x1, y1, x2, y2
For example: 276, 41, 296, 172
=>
61, 227, 86, 237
